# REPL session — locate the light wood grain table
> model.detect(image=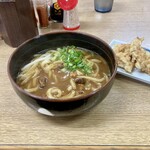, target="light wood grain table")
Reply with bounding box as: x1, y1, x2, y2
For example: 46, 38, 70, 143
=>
0, 0, 150, 149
